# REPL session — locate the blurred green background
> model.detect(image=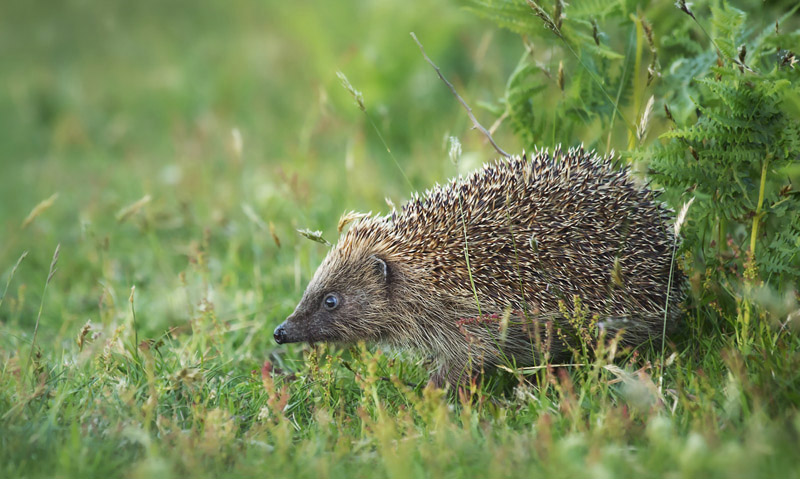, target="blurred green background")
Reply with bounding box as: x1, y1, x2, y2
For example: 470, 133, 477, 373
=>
0, 0, 529, 344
